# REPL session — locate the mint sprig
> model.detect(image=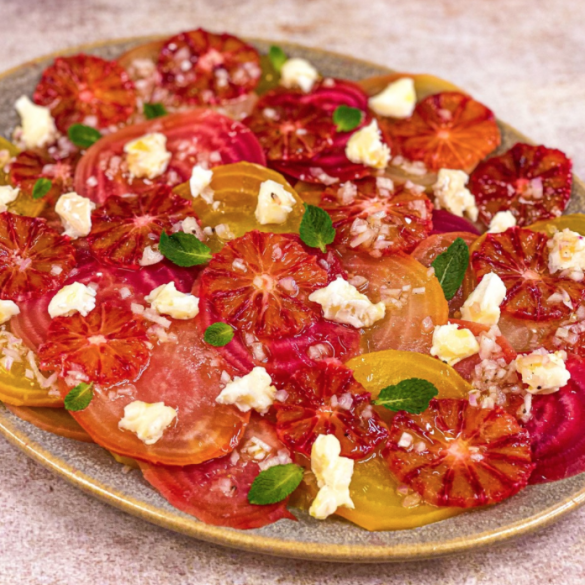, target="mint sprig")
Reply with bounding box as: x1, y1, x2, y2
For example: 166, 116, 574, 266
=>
158, 231, 212, 267
64, 382, 94, 412
333, 105, 363, 132
32, 178, 52, 200
204, 322, 234, 347
299, 204, 335, 253
372, 378, 438, 414
248, 463, 304, 505
431, 237, 470, 301
268, 45, 287, 72
68, 124, 102, 148
144, 102, 168, 120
